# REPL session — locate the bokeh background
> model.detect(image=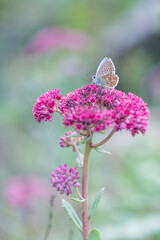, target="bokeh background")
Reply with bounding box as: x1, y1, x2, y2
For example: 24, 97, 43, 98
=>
0, 0, 160, 239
